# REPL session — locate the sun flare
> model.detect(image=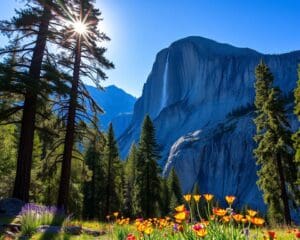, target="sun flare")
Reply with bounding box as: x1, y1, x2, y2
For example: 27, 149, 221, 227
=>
73, 21, 88, 35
